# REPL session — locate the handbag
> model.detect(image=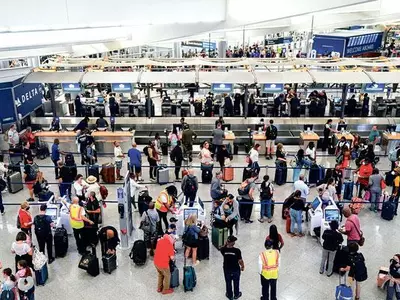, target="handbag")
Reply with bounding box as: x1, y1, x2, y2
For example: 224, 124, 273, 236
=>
380, 178, 387, 190
349, 220, 365, 246
139, 211, 151, 232
32, 247, 48, 270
